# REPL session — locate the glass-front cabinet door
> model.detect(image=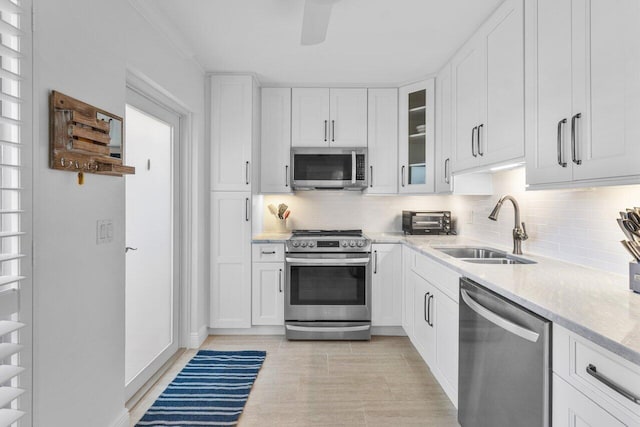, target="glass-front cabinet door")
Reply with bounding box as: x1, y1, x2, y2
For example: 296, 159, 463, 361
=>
399, 79, 435, 193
